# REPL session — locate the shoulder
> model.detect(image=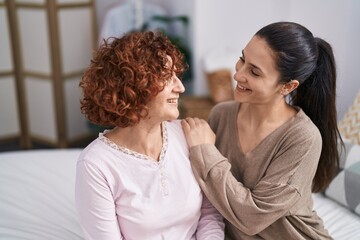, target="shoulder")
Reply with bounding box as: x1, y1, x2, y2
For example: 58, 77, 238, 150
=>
163, 120, 189, 153
77, 137, 113, 167
295, 109, 320, 136
164, 120, 187, 141
286, 108, 322, 146
165, 119, 183, 134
